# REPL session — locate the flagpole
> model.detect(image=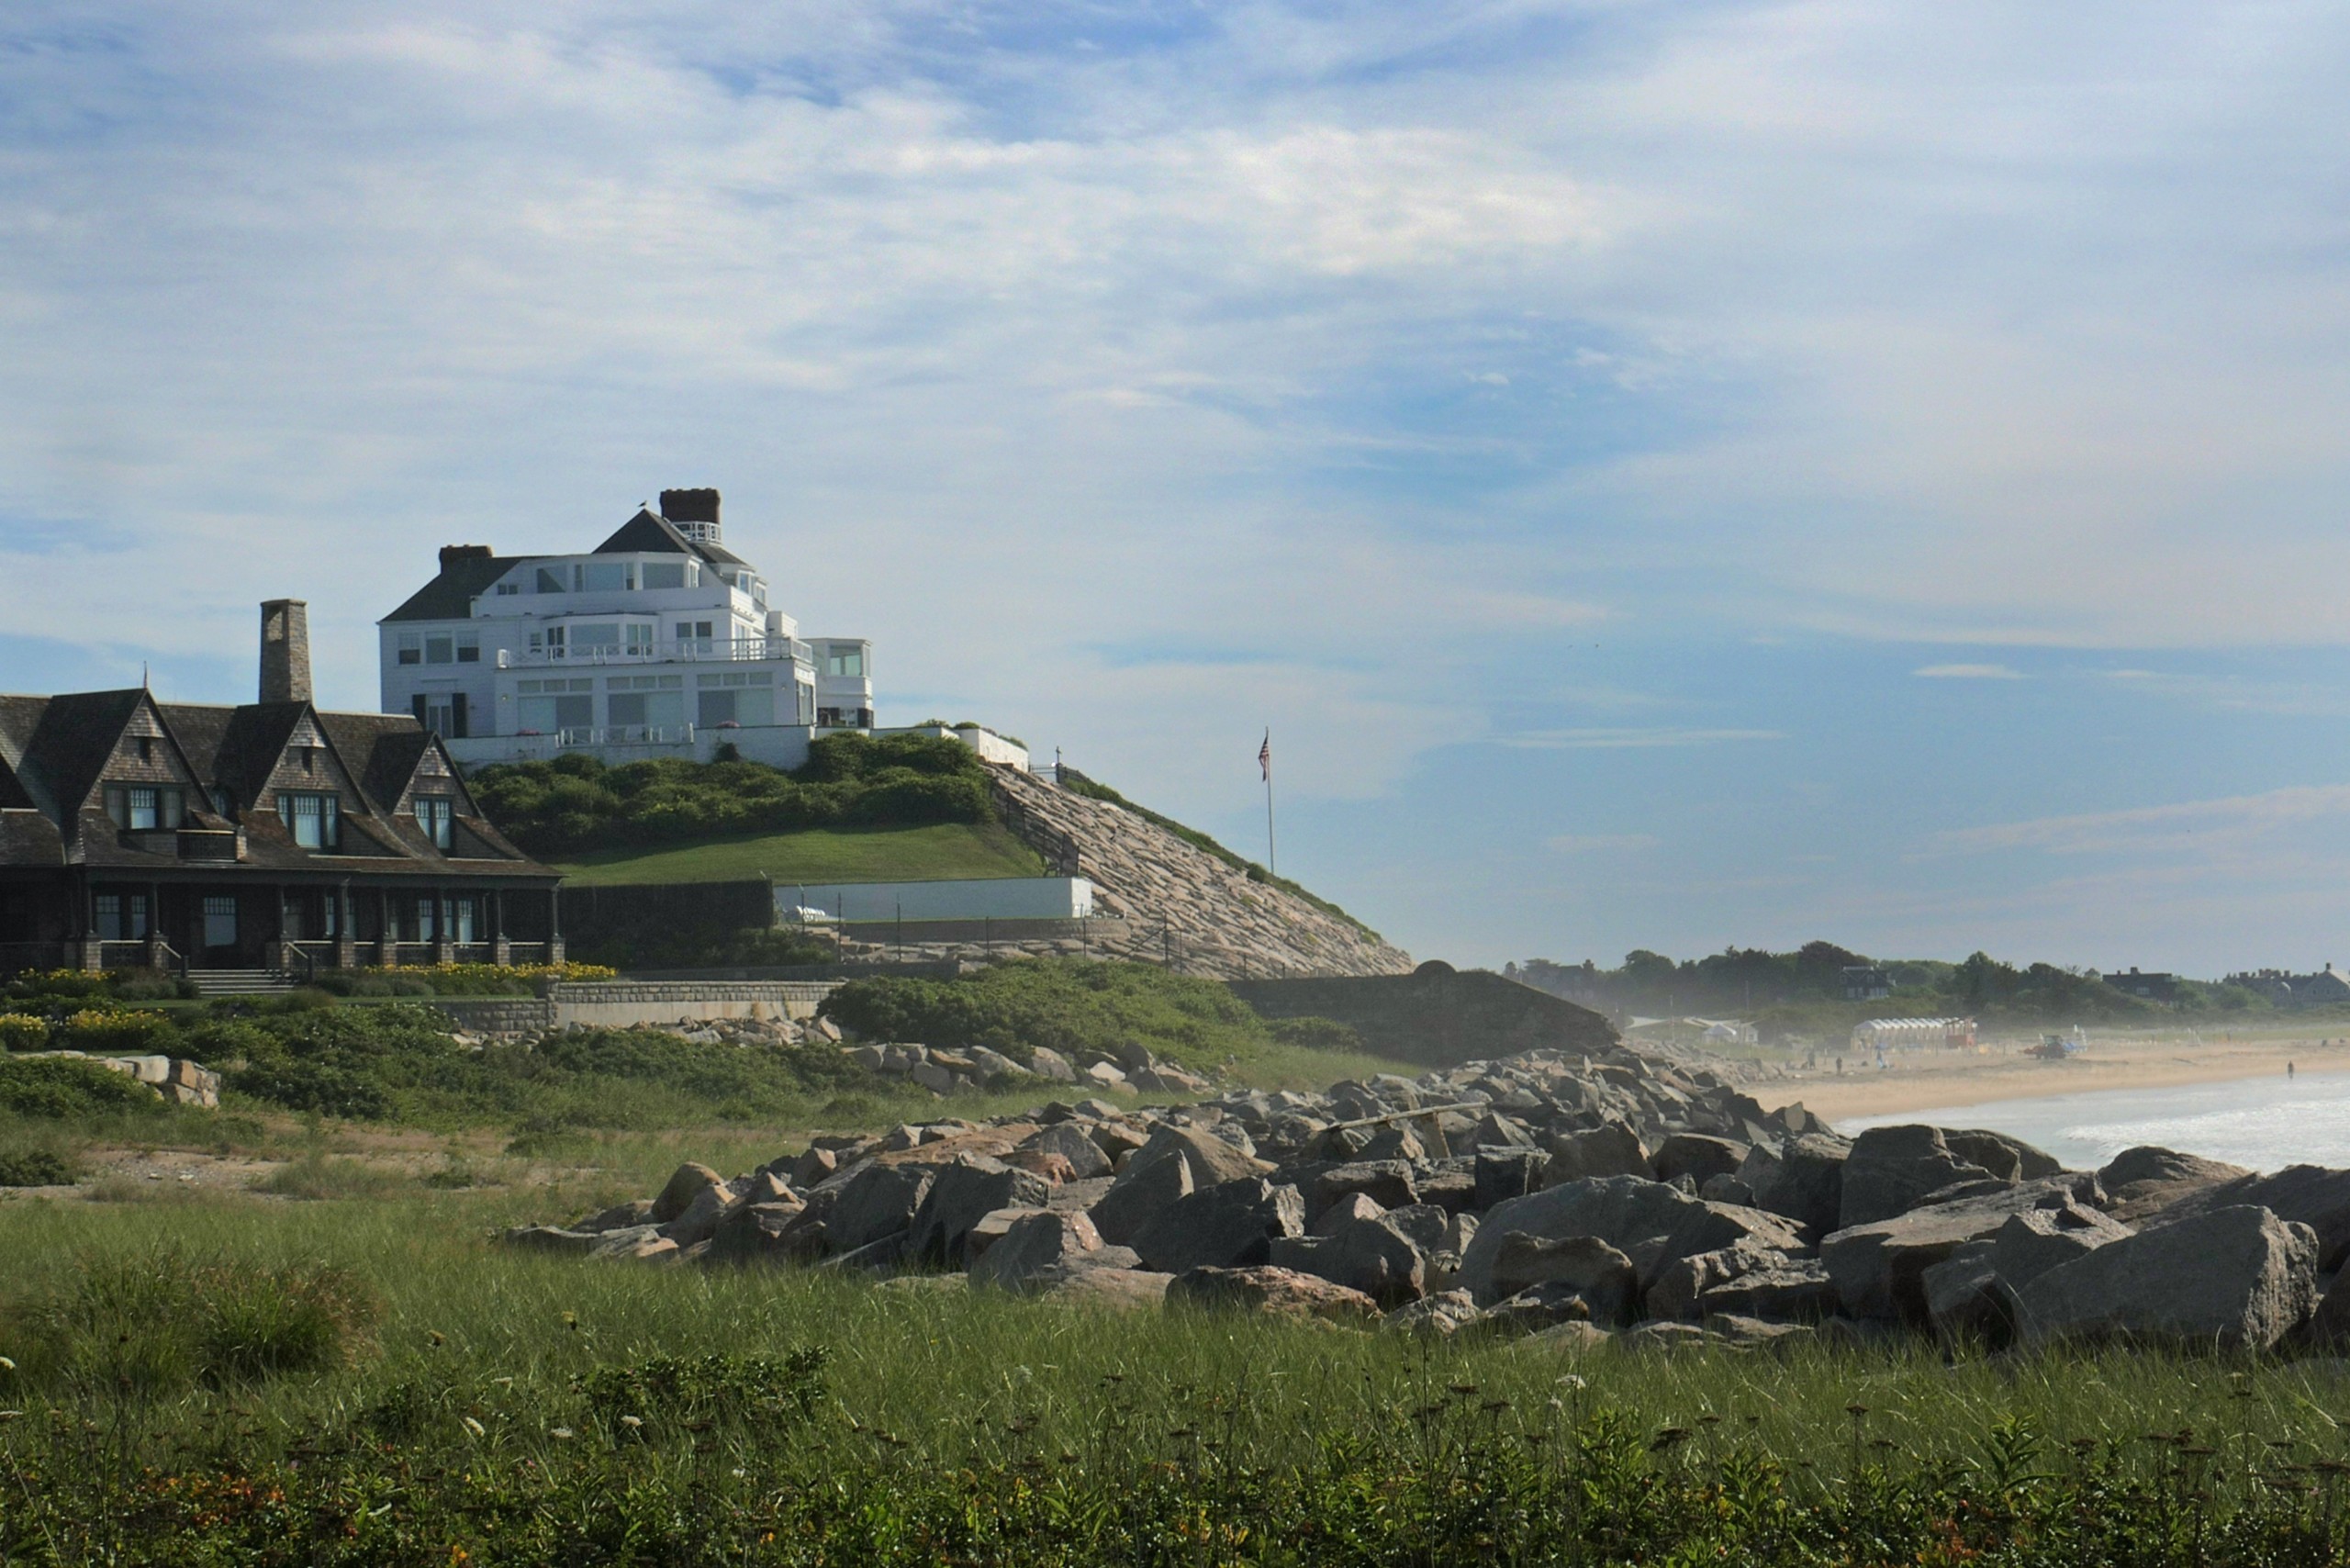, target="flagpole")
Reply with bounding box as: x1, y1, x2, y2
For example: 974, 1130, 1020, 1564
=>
1262, 728, 1277, 877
